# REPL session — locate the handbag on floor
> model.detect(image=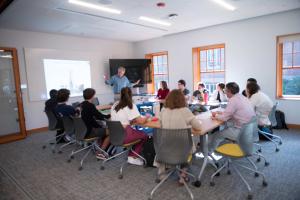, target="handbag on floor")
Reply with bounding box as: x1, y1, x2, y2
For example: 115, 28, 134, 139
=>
142, 136, 156, 167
